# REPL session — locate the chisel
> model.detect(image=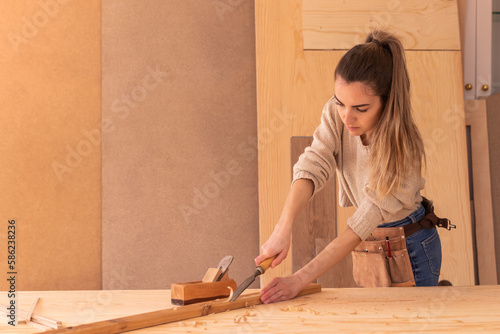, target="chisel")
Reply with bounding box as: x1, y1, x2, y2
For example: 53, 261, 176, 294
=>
230, 255, 276, 302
